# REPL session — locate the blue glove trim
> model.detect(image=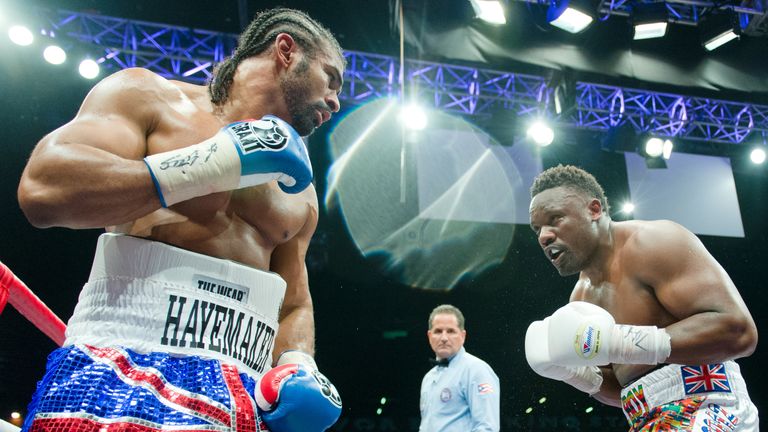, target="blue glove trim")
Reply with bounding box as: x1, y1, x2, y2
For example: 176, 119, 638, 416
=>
144, 159, 168, 208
